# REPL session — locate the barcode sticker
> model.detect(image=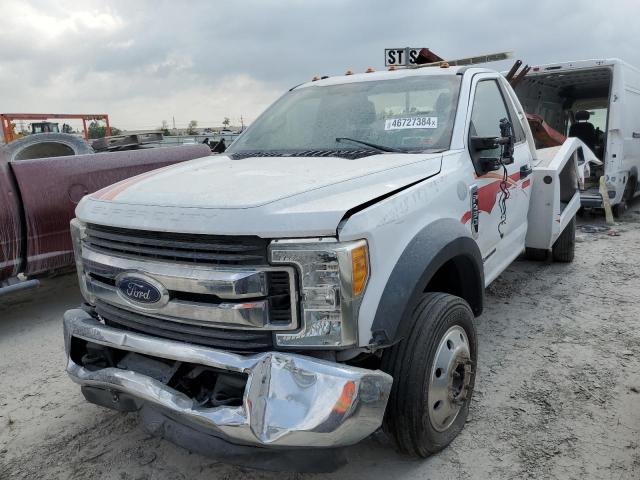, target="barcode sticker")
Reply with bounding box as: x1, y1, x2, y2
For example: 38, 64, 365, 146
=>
384, 117, 438, 130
